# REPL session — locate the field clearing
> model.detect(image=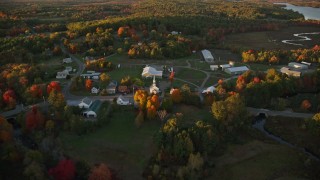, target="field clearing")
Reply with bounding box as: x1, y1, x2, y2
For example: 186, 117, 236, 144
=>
208, 139, 318, 180
61, 109, 160, 180
265, 116, 320, 157
175, 67, 207, 86
222, 26, 320, 50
